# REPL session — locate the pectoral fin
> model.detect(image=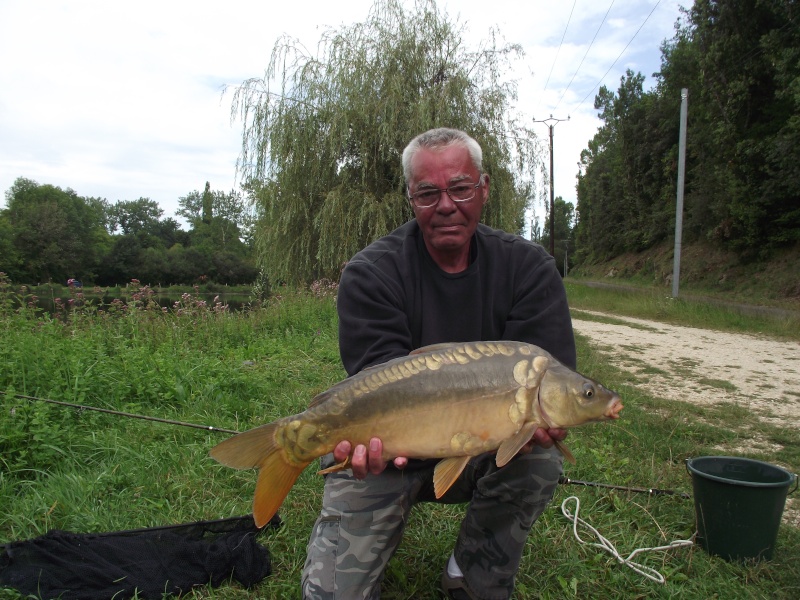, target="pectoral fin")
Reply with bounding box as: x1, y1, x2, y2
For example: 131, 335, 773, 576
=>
496, 422, 538, 467
317, 456, 350, 475
554, 439, 576, 464
433, 455, 471, 498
